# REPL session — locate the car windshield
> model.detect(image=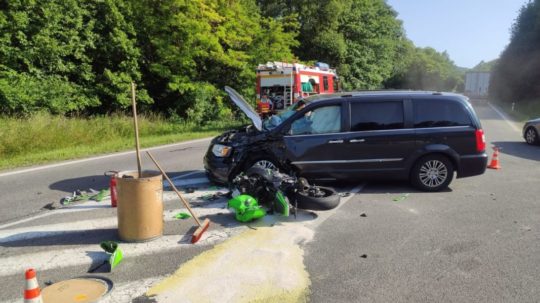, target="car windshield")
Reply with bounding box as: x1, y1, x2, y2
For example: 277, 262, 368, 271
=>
262, 100, 307, 131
